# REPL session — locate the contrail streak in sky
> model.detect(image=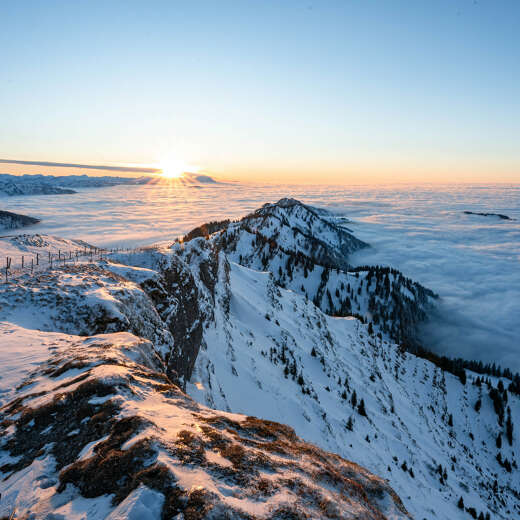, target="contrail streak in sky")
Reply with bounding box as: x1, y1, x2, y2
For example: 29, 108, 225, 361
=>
0, 158, 160, 173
